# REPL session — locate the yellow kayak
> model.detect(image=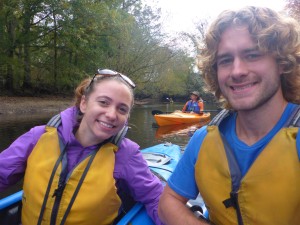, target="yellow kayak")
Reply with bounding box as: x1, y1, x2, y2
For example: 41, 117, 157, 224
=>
154, 111, 211, 126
